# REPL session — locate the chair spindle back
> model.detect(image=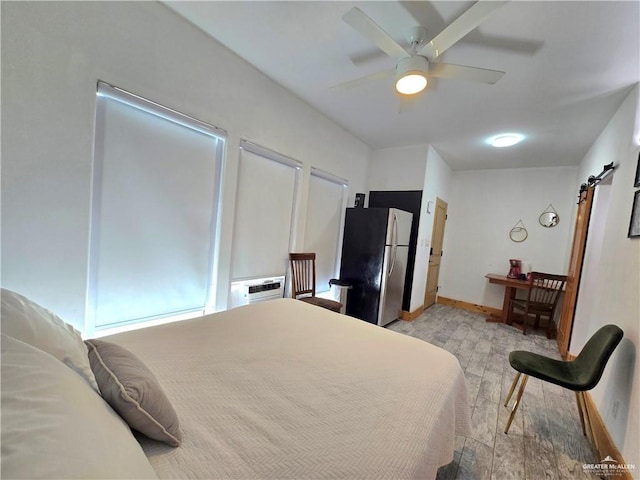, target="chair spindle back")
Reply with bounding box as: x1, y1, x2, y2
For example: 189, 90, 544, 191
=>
289, 253, 317, 298
527, 272, 567, 307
